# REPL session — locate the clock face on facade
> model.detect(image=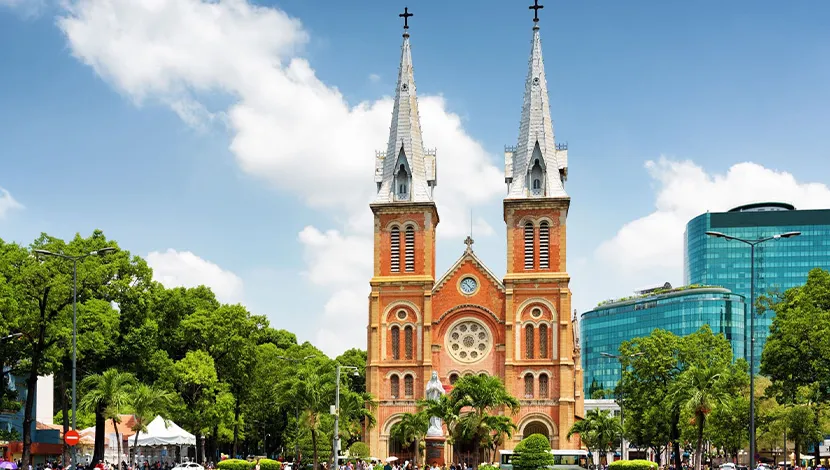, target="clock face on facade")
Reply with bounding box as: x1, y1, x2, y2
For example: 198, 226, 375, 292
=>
459, 277, 478, 295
